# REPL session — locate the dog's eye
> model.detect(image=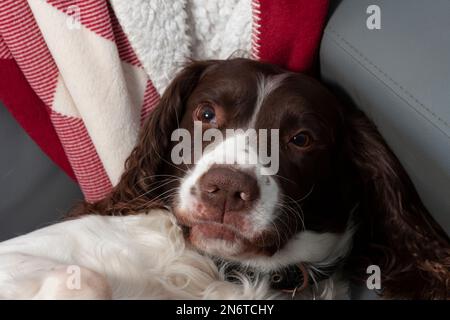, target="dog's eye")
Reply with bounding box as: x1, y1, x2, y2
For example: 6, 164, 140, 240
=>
291, 132, 312, 148
196, 103, 216, 124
